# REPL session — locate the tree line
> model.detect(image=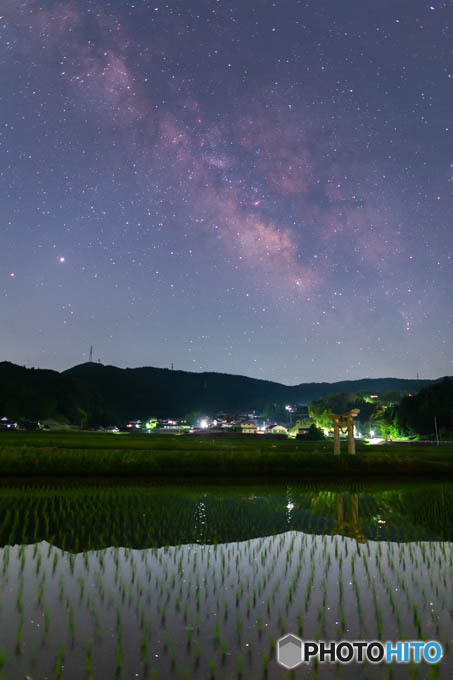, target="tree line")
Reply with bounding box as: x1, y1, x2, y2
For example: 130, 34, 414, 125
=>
307, 378, 453, 439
